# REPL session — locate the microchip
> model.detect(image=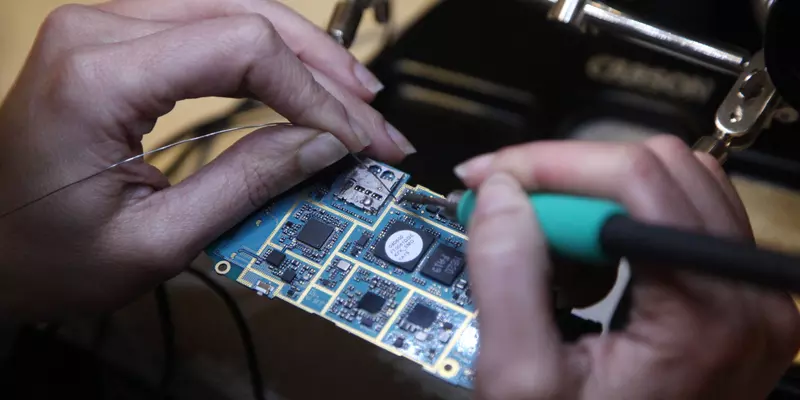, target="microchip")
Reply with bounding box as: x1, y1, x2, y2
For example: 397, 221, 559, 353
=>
280, 269, 297, 283
374, 222, 434, 272
356, 233, 371, 247
407, 304, 438, 328
425, 204, 440, 214
443, 322, 454, 331
297, 219, 335, 249
265, 250, 286, 267
357, 292, 386, 314
361, 317, 375, 328
420, 246, 466, 286
393, 336, 405, 348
